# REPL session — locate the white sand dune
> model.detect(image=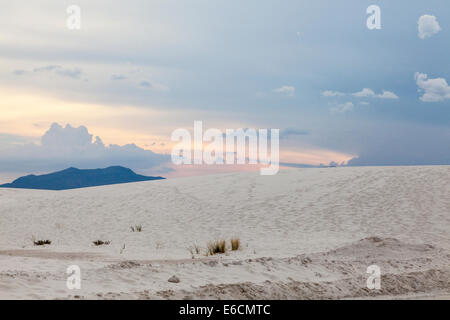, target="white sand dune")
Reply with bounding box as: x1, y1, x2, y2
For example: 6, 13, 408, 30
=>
0, 166, 449, 299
